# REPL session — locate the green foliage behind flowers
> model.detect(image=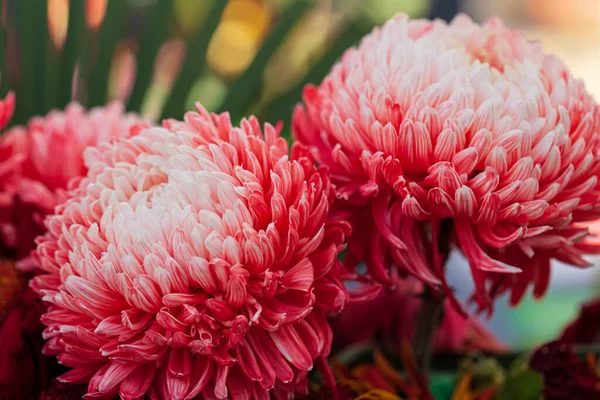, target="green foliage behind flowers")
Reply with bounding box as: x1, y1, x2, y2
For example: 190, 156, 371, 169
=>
0, 0, 433, 129
494, 356, 542, 400
313, 343, 600, 400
